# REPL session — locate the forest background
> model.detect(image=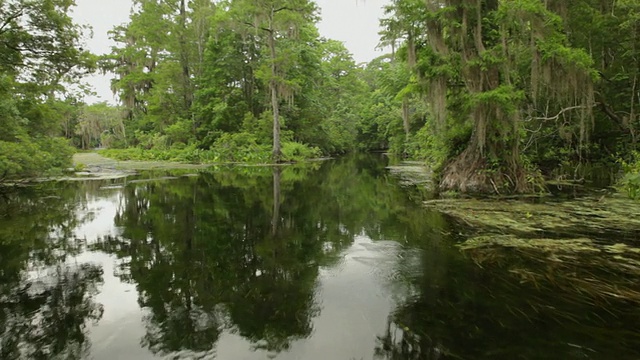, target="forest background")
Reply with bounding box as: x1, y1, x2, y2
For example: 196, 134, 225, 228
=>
1, 0, 639, 196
